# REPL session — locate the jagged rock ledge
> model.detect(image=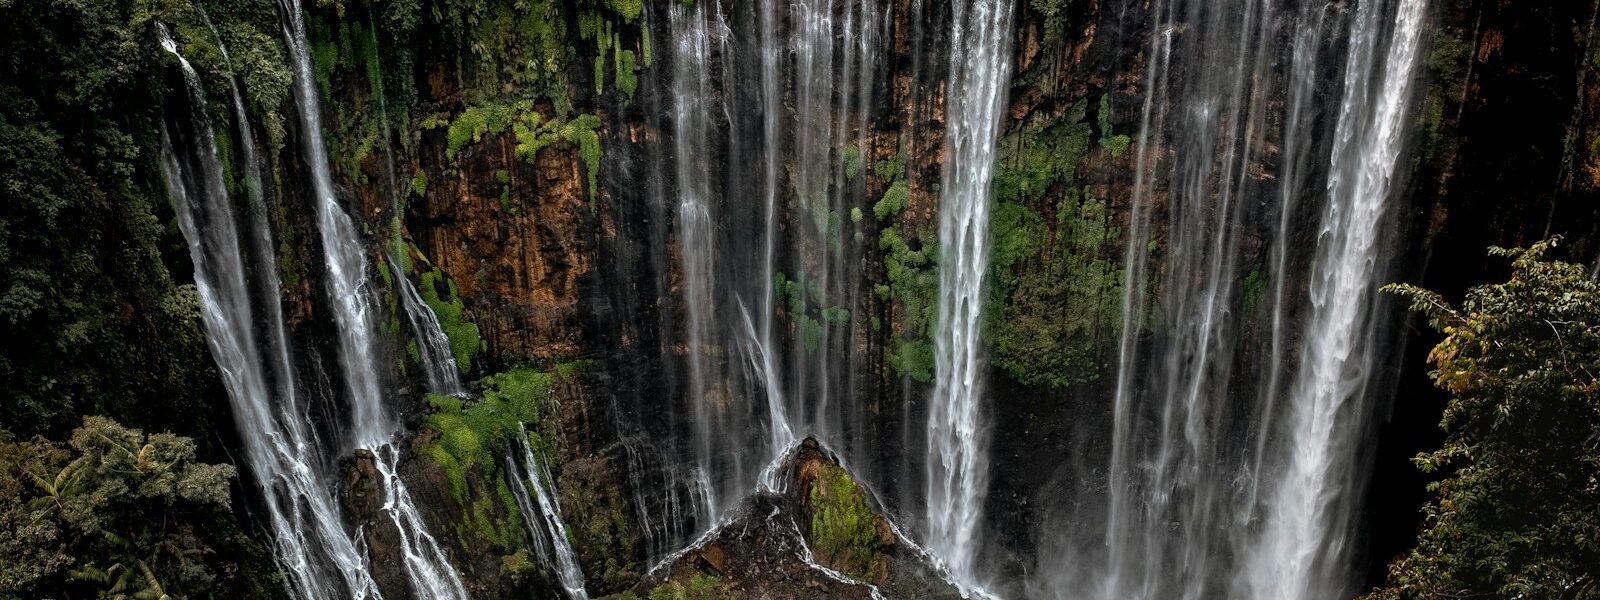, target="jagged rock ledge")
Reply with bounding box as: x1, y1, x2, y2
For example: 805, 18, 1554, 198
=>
612, 438, 963, 600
